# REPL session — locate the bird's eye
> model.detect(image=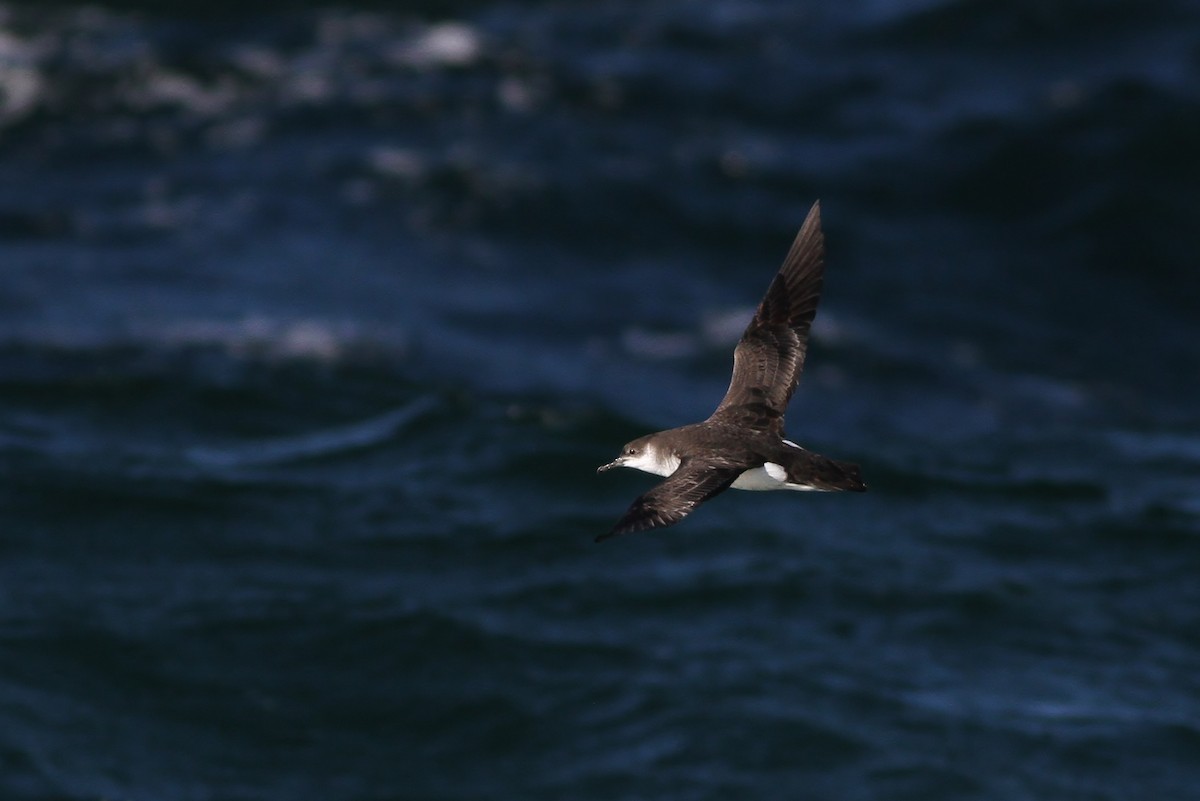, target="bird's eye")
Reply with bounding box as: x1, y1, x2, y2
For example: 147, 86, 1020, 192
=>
626, 448, 636, 455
